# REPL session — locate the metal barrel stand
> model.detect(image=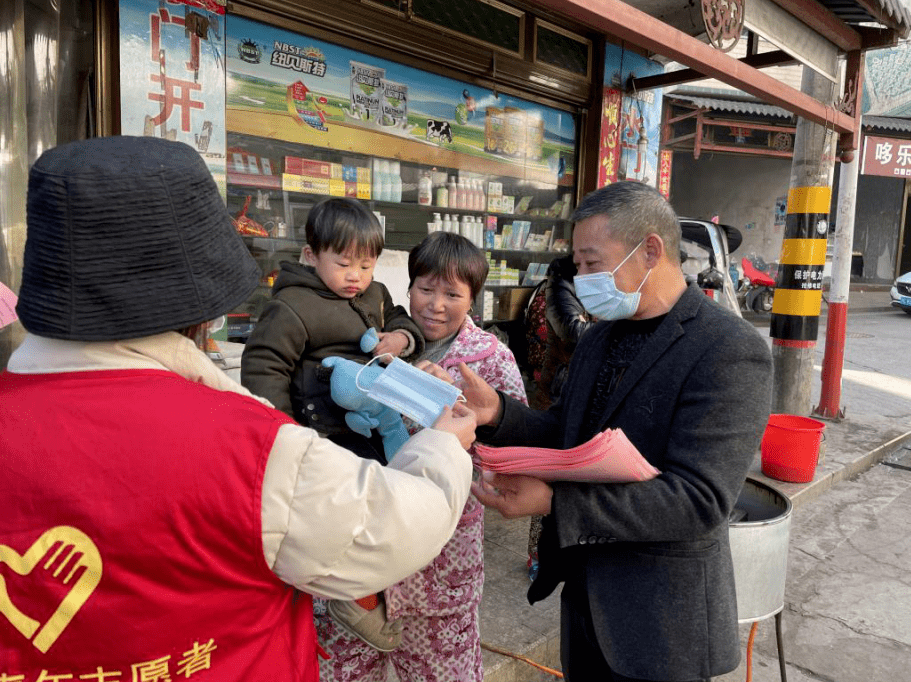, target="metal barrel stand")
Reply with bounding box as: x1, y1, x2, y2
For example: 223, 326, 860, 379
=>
728, 478, 793, 681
